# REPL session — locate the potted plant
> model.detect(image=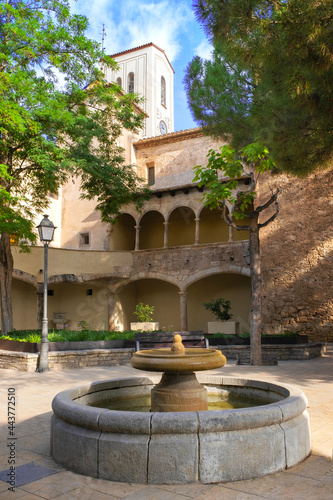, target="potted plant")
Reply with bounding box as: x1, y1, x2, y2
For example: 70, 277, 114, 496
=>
203, 298, 239, 335
130, 303, 159, 332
